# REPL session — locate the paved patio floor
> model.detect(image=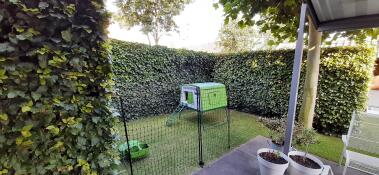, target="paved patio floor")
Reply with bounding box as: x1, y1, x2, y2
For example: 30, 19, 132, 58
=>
368, 90, 379, 108
193, 136, 368, 175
